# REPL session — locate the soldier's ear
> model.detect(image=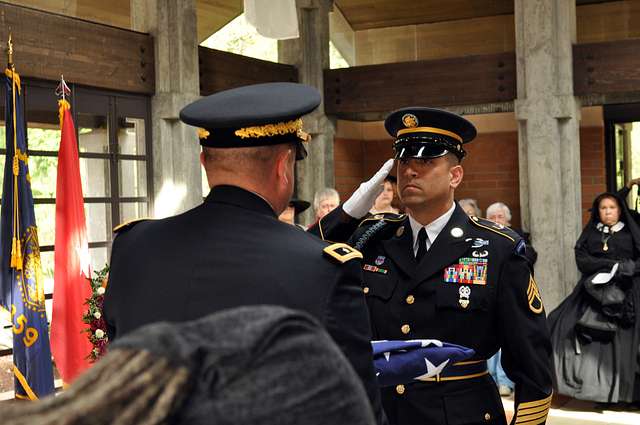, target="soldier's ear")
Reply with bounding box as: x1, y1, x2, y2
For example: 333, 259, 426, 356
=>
450, 164, 464, 189
275, 146, 294, 184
